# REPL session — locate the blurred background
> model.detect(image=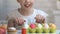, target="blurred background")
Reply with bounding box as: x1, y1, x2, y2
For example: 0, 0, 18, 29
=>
0, 0, 60, 29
